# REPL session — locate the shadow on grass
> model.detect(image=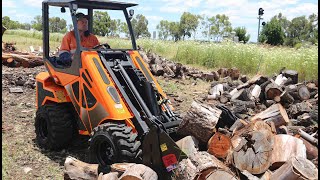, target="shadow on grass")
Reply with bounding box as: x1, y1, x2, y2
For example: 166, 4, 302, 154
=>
32, 134, 90, 166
